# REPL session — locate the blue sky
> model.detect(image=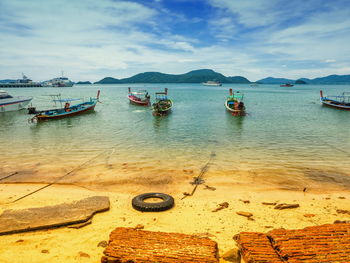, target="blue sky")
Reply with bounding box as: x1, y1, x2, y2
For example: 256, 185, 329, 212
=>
0, 0, 350, 82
